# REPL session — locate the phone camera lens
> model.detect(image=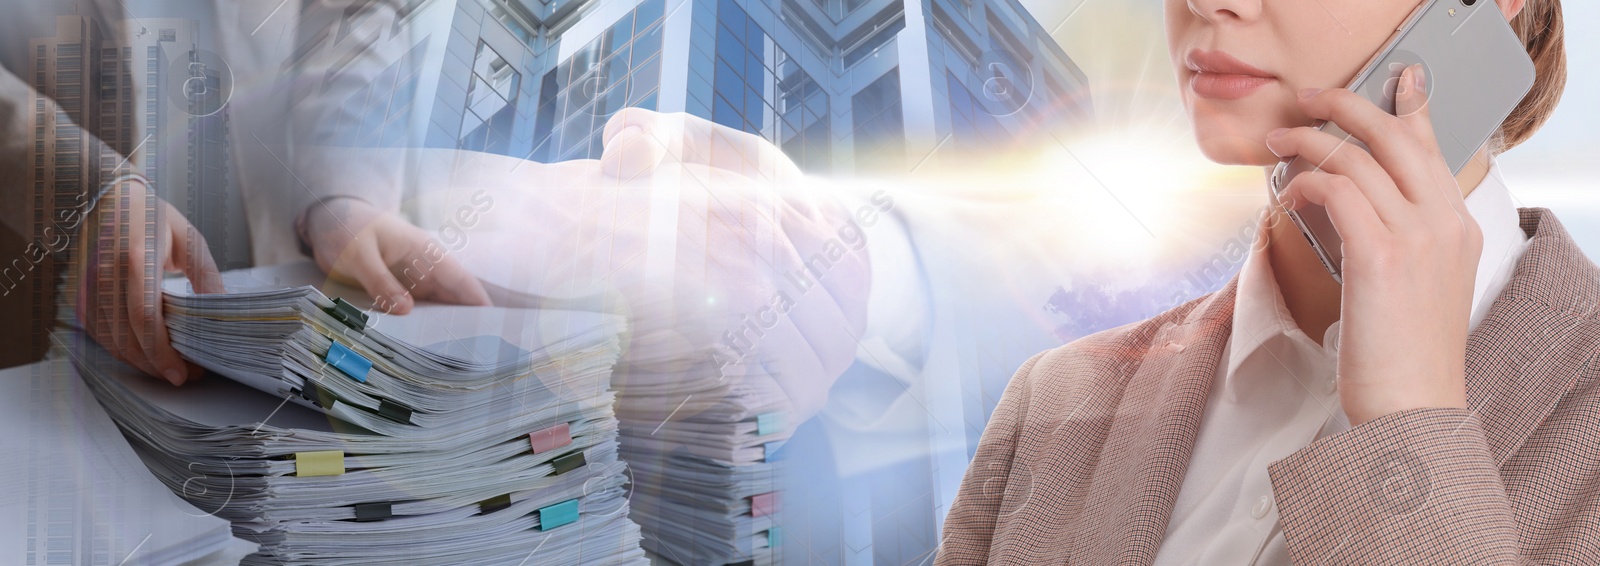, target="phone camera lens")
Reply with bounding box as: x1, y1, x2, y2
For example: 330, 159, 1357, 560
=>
1462, 0, 1478, 5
